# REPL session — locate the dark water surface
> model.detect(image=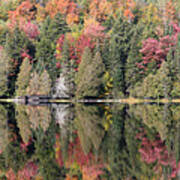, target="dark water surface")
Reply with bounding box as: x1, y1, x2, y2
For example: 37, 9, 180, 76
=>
0, 103, 180, 179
